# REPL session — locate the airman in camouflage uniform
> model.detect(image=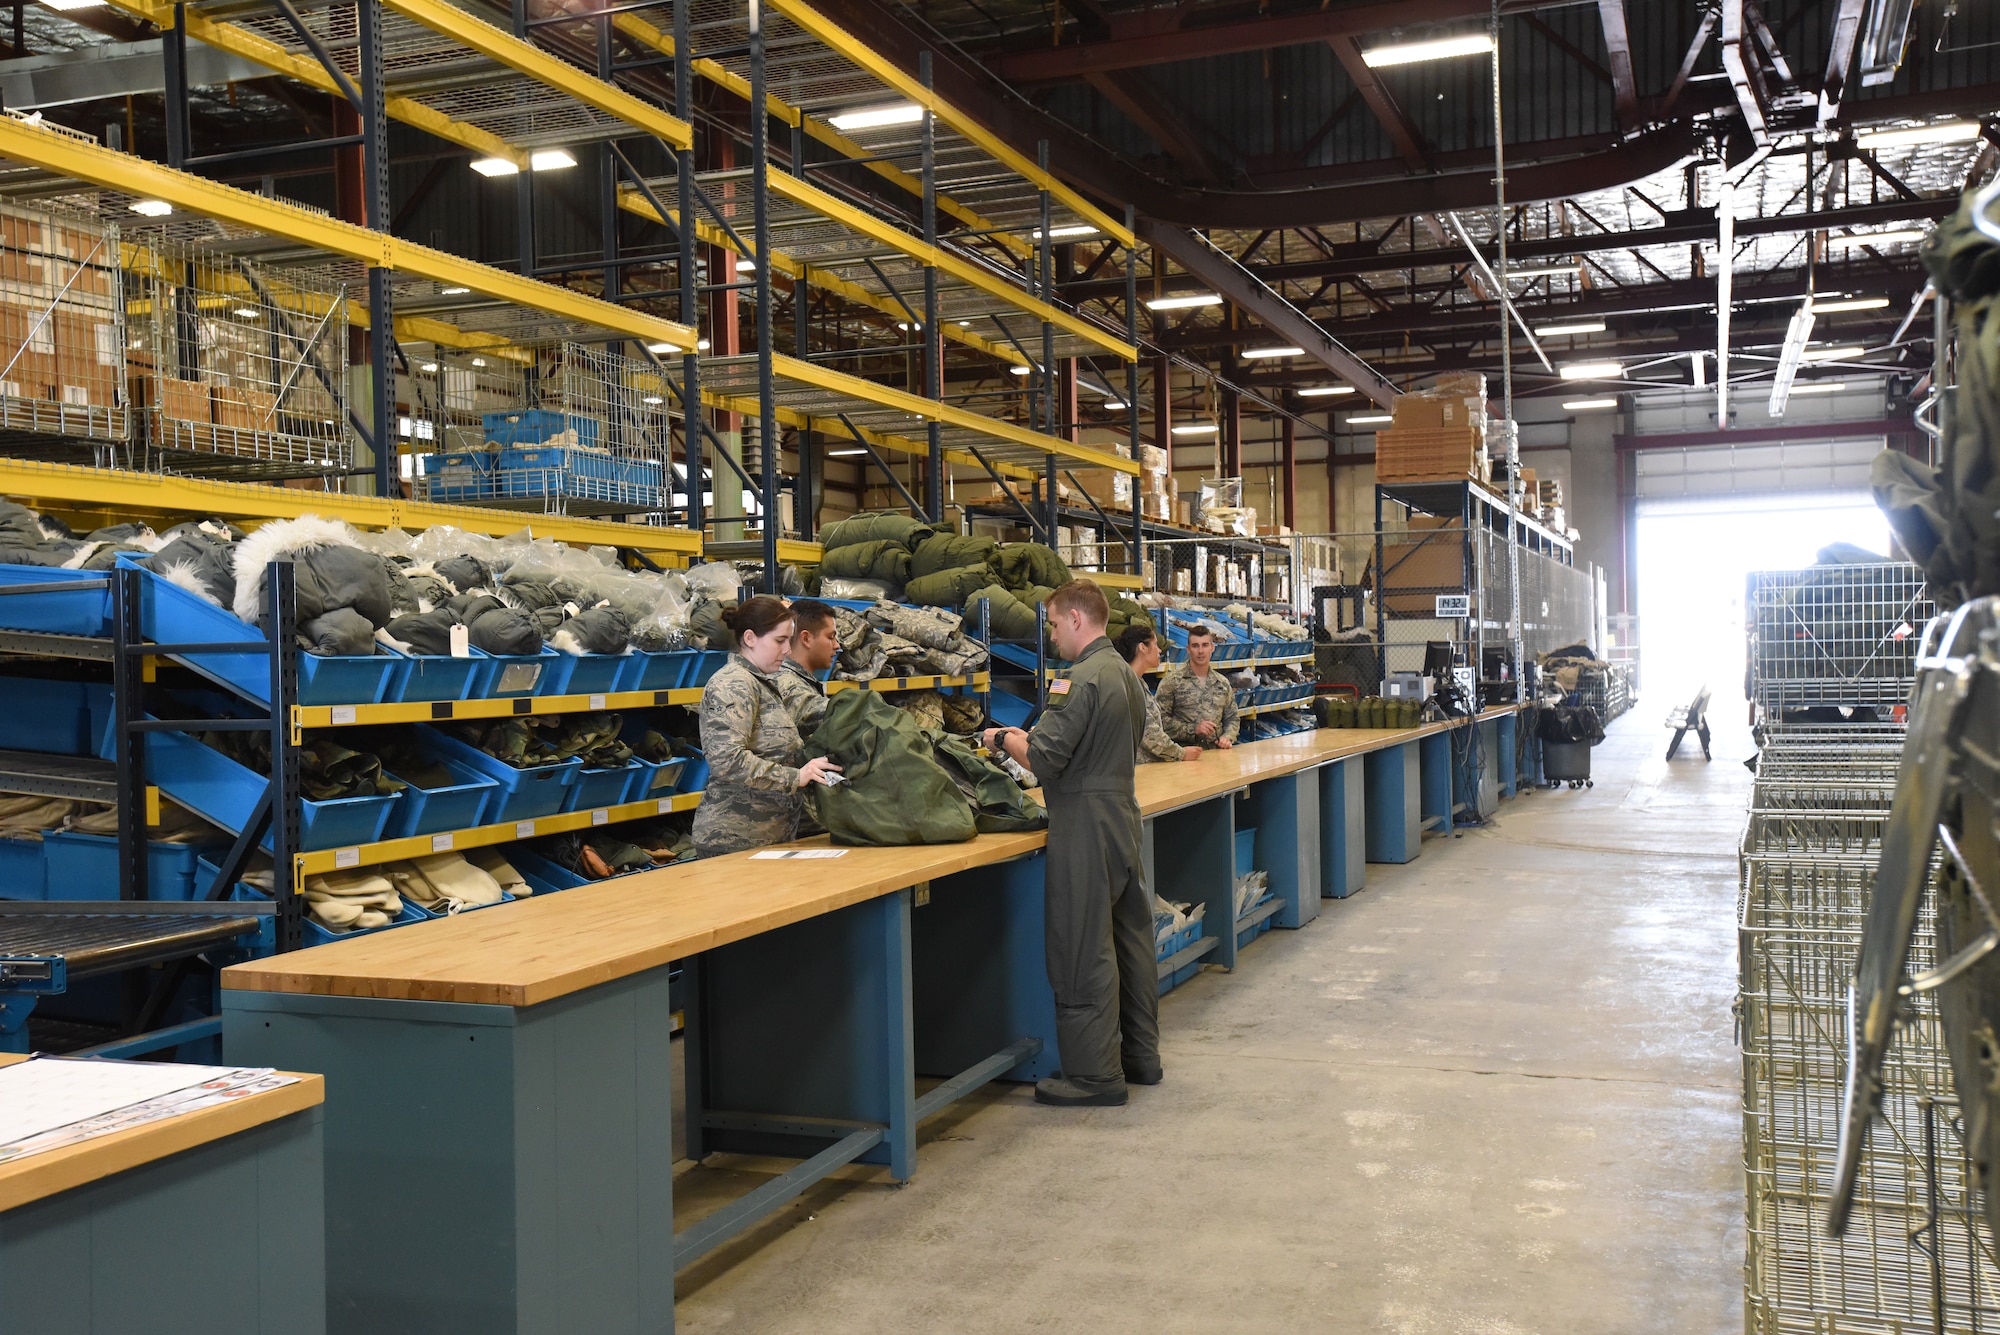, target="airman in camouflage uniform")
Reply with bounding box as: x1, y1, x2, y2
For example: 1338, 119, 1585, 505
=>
774, 655, 829, 736
1155, 649, 1240, 749
691, 654, 808, 857
1137, 690, 1187, 763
